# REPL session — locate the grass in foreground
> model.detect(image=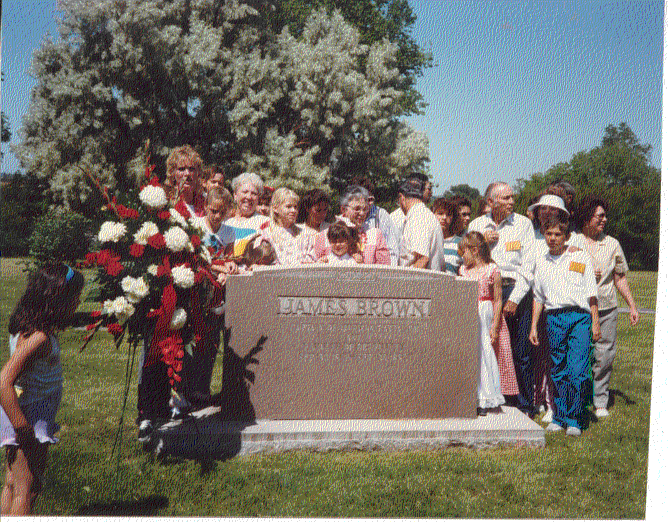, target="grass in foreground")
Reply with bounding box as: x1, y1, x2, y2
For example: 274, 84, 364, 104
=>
0, 259, 655, 517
